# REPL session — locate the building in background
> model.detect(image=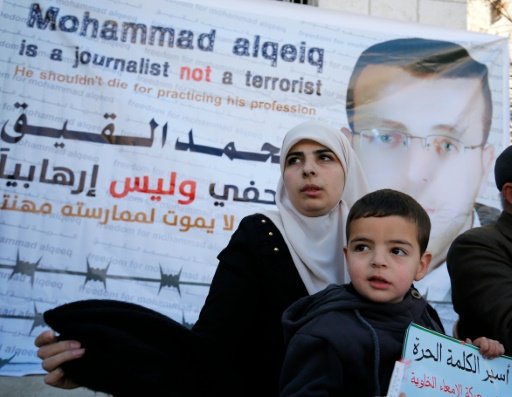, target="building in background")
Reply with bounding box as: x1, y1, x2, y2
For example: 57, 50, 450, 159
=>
282, 0, 512, 138
468, 0, 512, 139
